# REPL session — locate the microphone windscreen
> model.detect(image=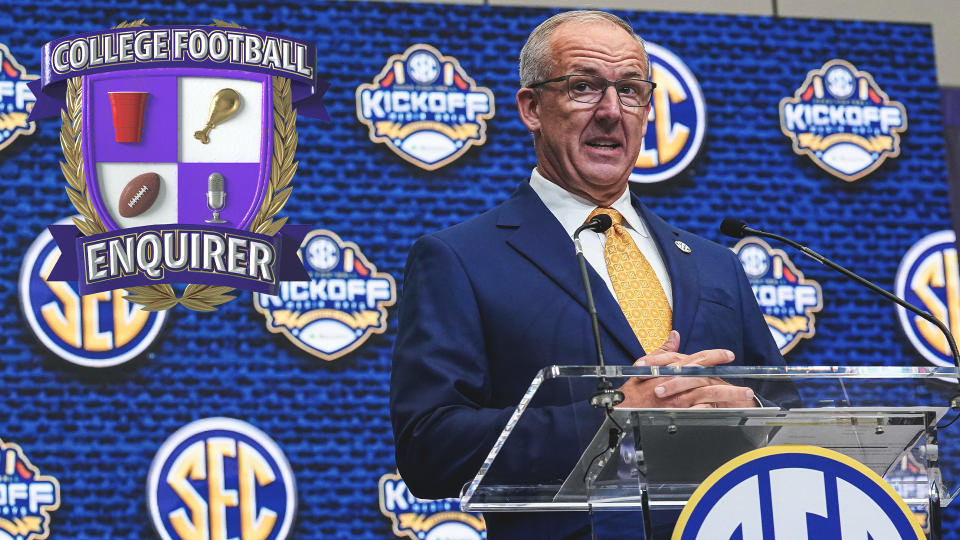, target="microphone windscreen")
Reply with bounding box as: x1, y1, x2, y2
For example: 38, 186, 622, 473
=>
208, 172, 224, 191
720, 218, 747, 239
593, 214, 613, 233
